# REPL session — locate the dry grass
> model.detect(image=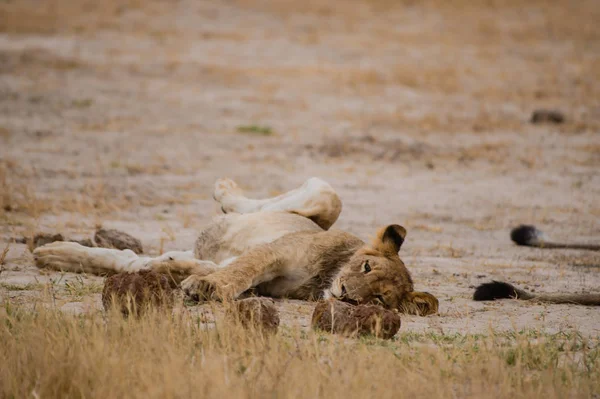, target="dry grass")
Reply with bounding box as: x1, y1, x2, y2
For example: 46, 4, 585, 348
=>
63, 275, 104, 299
1, 302, 598, 398
0, 0, 164, 35
0, 162, 52, 220
0, 48, 84, 77
0, 166, 119, 222
310, 134, 513, 167
0, 159, 192, 225
0, 243, 9, 273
